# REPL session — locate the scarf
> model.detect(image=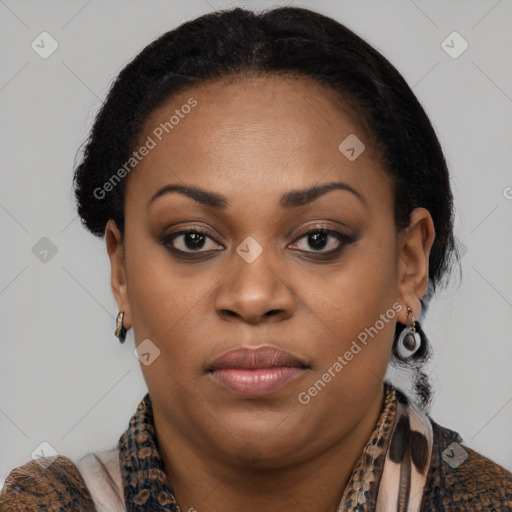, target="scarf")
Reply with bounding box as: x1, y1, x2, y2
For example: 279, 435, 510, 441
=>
110, 382, 433, 511
3, 382, 510, 510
